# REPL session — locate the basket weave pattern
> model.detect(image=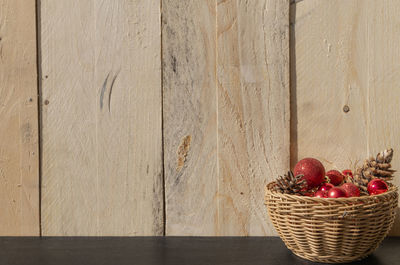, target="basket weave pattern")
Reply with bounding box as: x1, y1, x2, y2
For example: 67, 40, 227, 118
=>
265, 182, 398, 263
